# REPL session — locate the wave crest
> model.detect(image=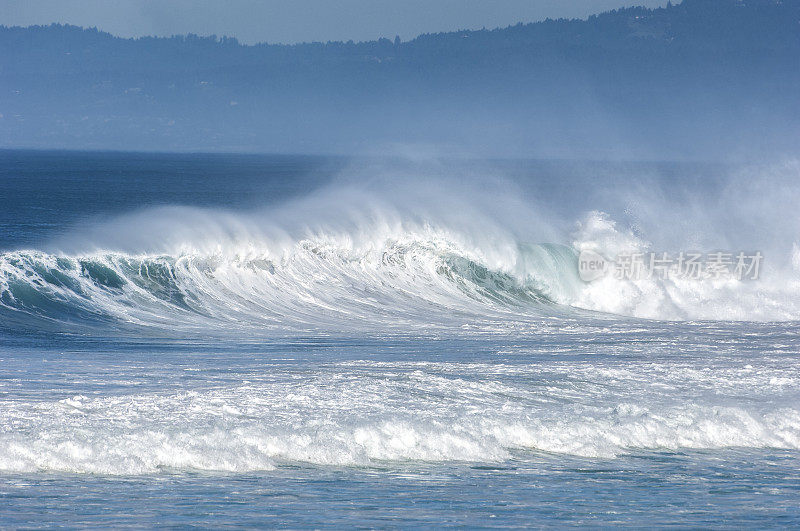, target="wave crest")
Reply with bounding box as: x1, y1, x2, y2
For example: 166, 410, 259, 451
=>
0, 235, 582, 333
3, 192, 800, 332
